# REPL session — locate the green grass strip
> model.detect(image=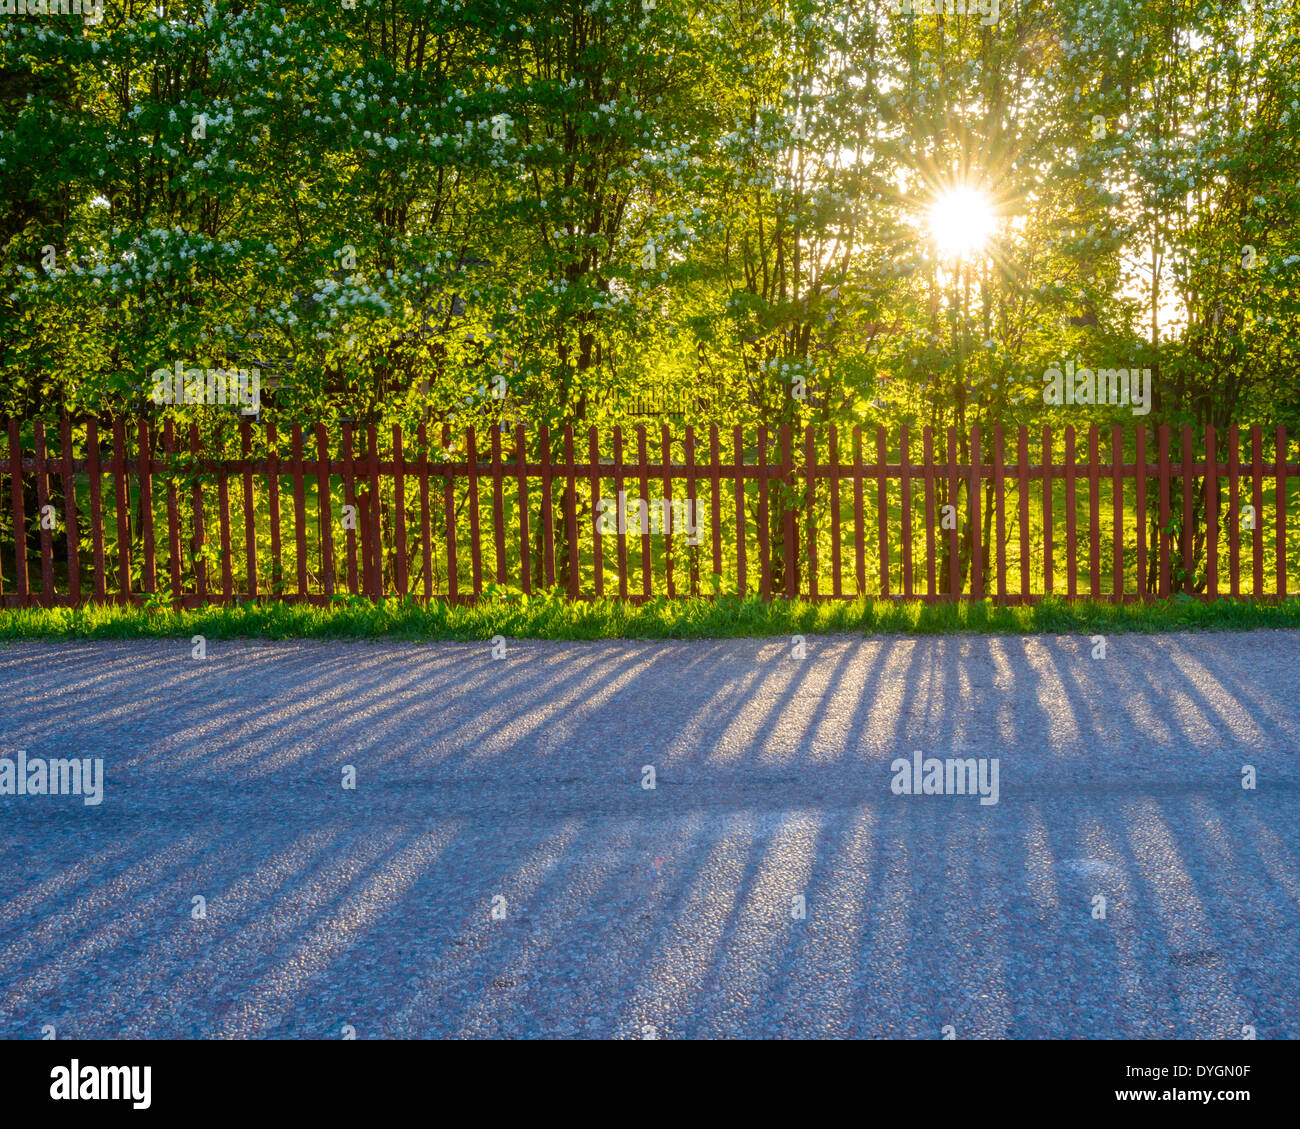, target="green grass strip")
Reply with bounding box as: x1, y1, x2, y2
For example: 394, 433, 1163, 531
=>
1, 593, 1298, 643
